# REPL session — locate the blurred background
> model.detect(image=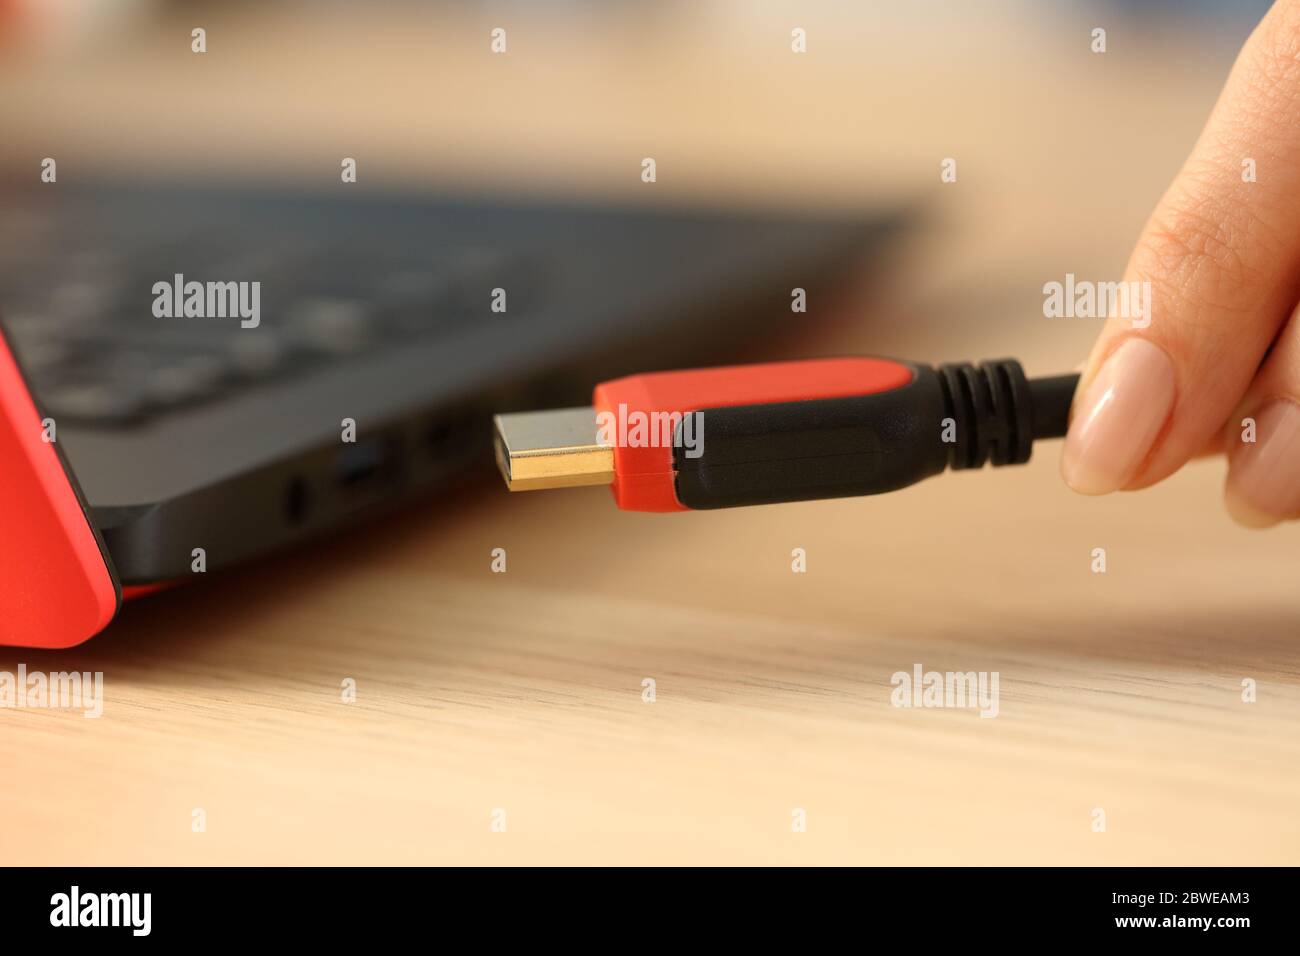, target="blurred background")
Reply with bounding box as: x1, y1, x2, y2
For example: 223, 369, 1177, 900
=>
0, 0, 1276, 380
